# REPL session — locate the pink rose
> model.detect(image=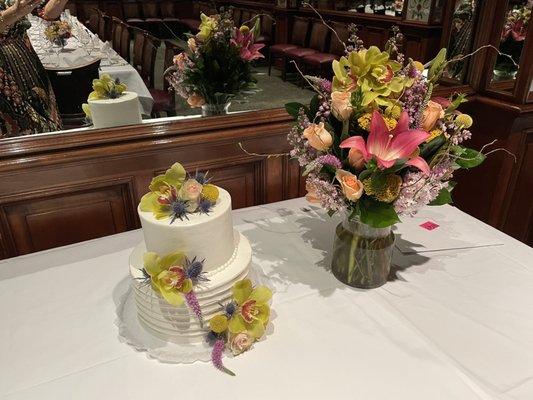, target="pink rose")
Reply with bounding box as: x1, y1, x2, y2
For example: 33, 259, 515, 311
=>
229, 333, 254, 355
303, 122, 333, 151
173, 52, 189, 71
348, 148, 366, 170
335, 169, 364, 201
331, 91, 353, 121
420, 100, 445, 132
305, 182, 321, 204
187, 93, 205, 108
179, 179, 203, 202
